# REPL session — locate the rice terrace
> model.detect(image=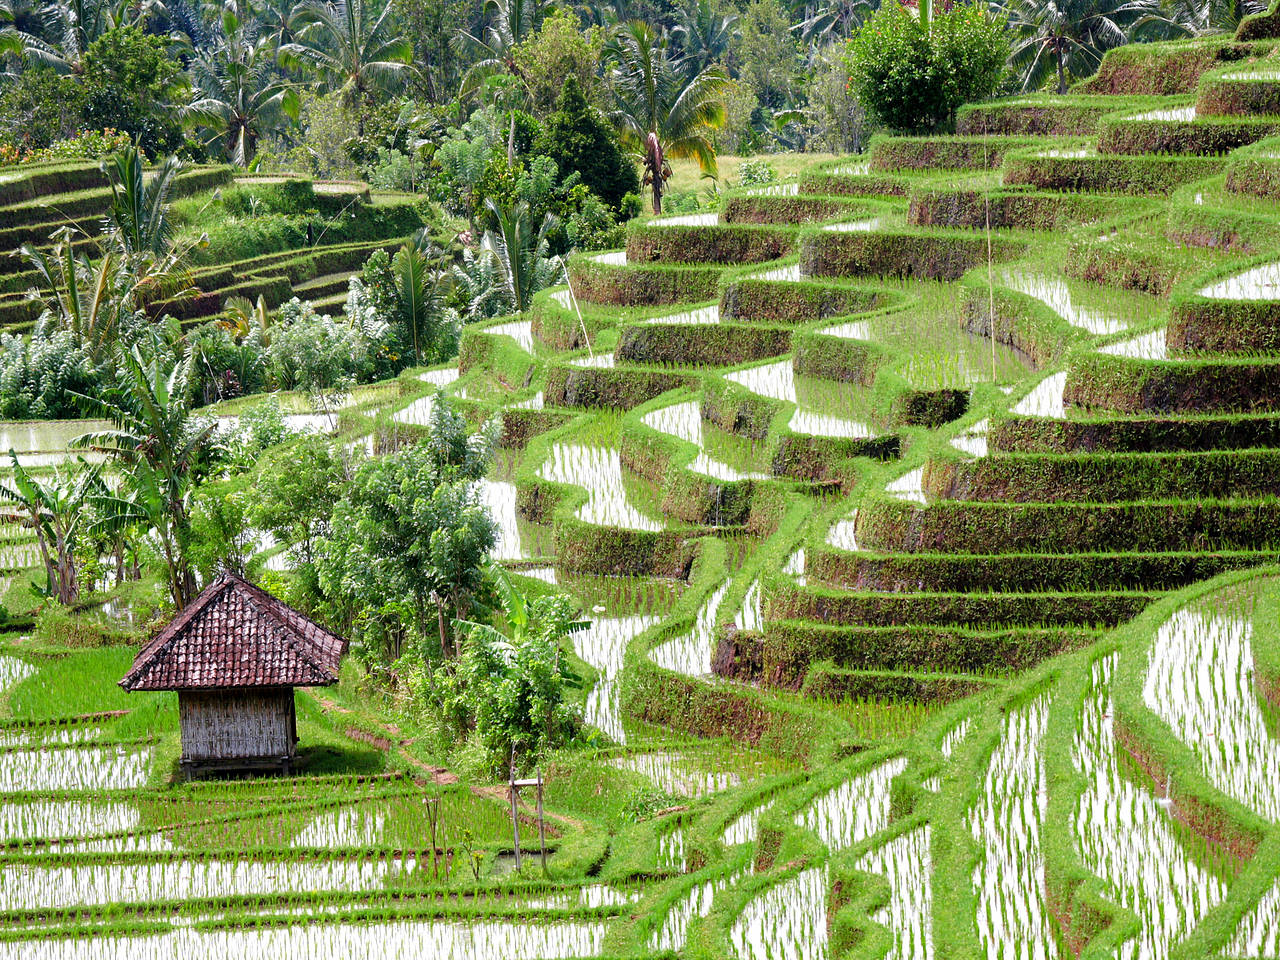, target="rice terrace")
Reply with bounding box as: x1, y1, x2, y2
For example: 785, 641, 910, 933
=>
9, 0, 1280, 956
